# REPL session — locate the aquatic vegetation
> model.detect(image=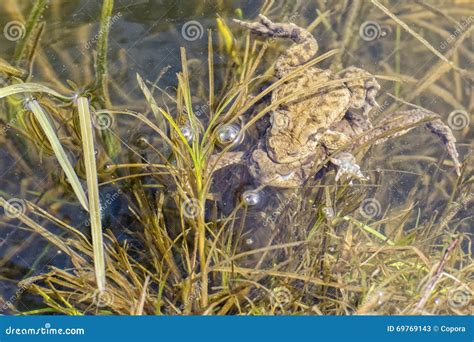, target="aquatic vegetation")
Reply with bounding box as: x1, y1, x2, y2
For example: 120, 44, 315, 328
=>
0, 0, 472, 316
